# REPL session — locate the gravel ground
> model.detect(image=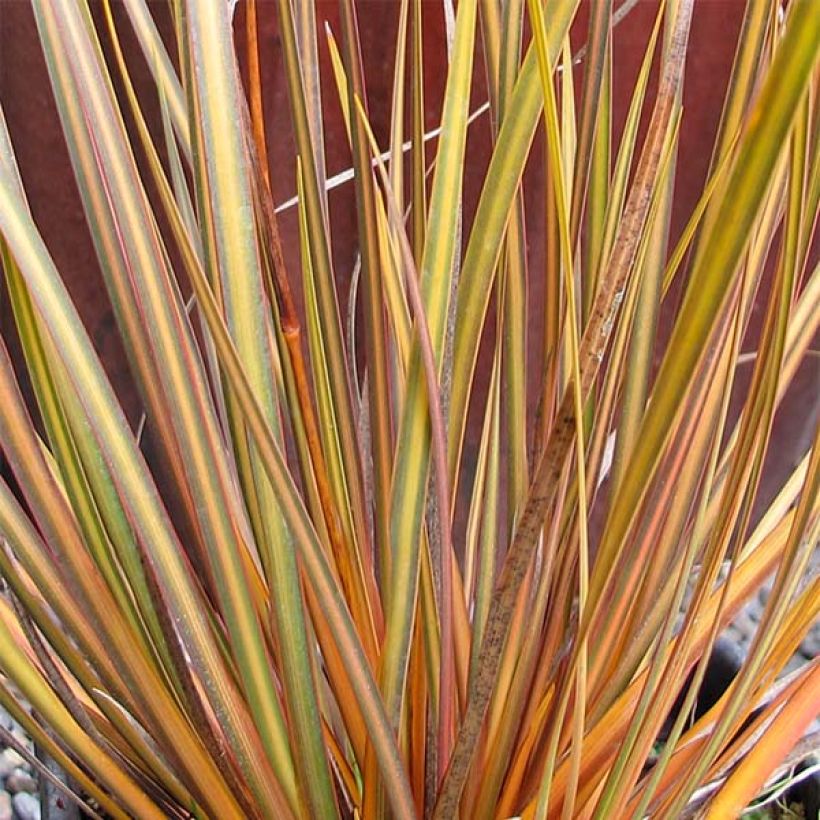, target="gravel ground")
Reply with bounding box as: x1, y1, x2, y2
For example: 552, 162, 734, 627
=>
0, 707, 40, 820
723, 549, 820, 673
